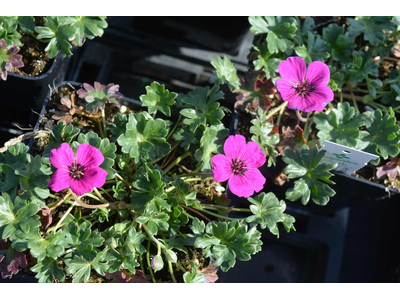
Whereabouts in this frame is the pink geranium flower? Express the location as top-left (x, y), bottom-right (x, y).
top-left (48, 143), bottom-right (108, 196)
top-left (275, 57), bottom-right (334, 112)
top-left (211, 135), bottom-right (266, 198)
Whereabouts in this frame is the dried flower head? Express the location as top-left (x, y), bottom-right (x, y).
top-left (0, 39), bottom-right (24, 81)
top-left (275, 57), bottom-right (333, 112)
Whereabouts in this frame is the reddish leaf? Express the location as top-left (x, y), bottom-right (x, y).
top-left (234, 71), bottom-right (274, 114)
top-left (199, 264), bottom-right (219, 283)
top-left (0, 240), bottom-right (27, 279)
top-left (38, 207), bottom-right (53, 230)
top-left (104, 269), bottom-right (150, 283)
top-left (376, 158), bottom-right (400, 180)
top-left (278, 125), bottom-right (307, 154)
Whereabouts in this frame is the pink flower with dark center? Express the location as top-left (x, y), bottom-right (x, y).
top-left (275, 57), bottom-right (334, 112)
top-left (211, 134), bottom-right (266, 198)
top-left (48, 143), bottom-right (108, 196)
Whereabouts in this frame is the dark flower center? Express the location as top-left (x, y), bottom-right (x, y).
top-left (69, 163), bottom-right (85, 180)
top-left (293, 82), bottom-right (315, 97)
top-left (231, 158), bottom-right (247, 175)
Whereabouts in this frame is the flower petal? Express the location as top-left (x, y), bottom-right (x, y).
top-left (49, 143), bottom-right (75, 169)
top-left (302, 85), bottom-right (334, 112)
top-left (48, 169), bottom-right (72, 192)
top-left (241, 141), bottom-right (266, 168)
top-left (224, 135), bottom-right (246, 160)
top-left (228, 168), bottom-right (266, 198)
top-left (76, 143), bottom-right (104, 169)
top-left (0, 39), bottom-right (6, 49)
top-left (376, 162), bottom-right (398, 180)
top-left (211, 154), bottom-right (232, 182)
top-left (69, 179), bottom-right (93, 196)
top-left (305, 61), bottom-right (330, 87)
top-left (69, 167), bottom-right (108, 196)
top-left (83, 83), bottom-right (95, 92)
top-left (278, 57), bottom-right (306, 84)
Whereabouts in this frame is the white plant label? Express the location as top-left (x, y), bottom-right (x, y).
top-left (320, 140), bottom-right (379, 175)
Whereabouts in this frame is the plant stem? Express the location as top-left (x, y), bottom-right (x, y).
top-left (163, 152), bottom-right (192, 173)
top-left (175, 261), bottom-right (187, 273)
top-left (340, 91), bottom-right (343, 103)
top-left (180, 204), bottom-right (212, 222)
top-left (197, 207), bottom-right (241, 221)
top-left (346, 84), bottom-right (359, 113)
top-left (50, 201), bottom-right (76, 233)
top-left (168, 261), bottom-right (177, 283)
top-left (115, 172), bottom-right (132, 188)
top-left (152, 142), bottom-right (180, 165)
top-left (177, 172), bottom-right (212, 178)
top-left (97, 120), bottom-right (105, 139)
top-left (146, 240), bottom-right (157, 283)
top-left (276, 102), bottom-right (286, 126)
top-left (101, 109), bottom-right (107, 136)
top-left (98, 187), bottom-right (114, 202)
top-left (93, 187), bottom-right (109, 204)
top-left (265, 102), bottom-right (288, 120)
top-left (166, 114), bottom-right (182, 140)
top-left (303, 113), bottom-right (312, 141)
top-left (184, 177), bottom-right (214, 183)
top-left (201, 204), bottom-right (251, 212)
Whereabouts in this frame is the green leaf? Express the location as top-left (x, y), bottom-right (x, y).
top-left (209, 56), bottom-right (240, 91)
top-left (72, 131), bottom-right (116, 180)
top-left (24, 230), bottom-right (65, 260)
top-left (173, 126), bottom-right (202, 152)
top-left (183, 261), bottom-right (206, 283)
top-left (90, 208), bottom-right (109, 223)
top-left (249, 16), bottom-right (297, 54)
top-left (366, 78), bottom-right (383, 98)
top-left (62, 221), bottom-right (105, 260)
top-left (190, 218), bottom-right (206, 235)
top-left (246, 192), bottom-right (295, 237)
top-left (35, 16), bottom-right (76, 58)
top-left (252, 42), bottom-right (281, 79)
top-left (283, 146), bottom-right (337, 206)
top-left (314, 102), bottom-right (366, 149)
top-left (65, 249), bottom-right (110, 283)
top-left (180, 86), bottom-right (227, 131)
top-left (347, 16), bottom-right (397, 46)
top-left (343, 51), bottom-right (379, 84)
top-left (361, 109), bottom-right (400, 162)
top-left (130, 164), bottom-right (168, 213)
top-left (285, 178), bottom-right (311, 205)
top-left (0, 191), bottom-right (40, 241)
top-left (194, 220), bottom-right (262, 272)
top-left (117, 112), bottom-right (170, 164)
top-left (106, 113), bottom-right (128, 143)
top-left (139, 81), bottom-right (178, 117)
top-left (194, 124), bottom-right (229, 172)
top-left (67, 16), bottom-right (108, 46)
top-left (31, 258), bottom-right (66, 283)
top-left (323, 24), bottom-right (356, 64)
top-left (112, 181), bottom-right (128, 200)
top-left (250, 107), bottom-right (279, 166)
top-left (295, 31), bottom-right (330, 64)
top-left (43, 122), bottom-right (80, 164)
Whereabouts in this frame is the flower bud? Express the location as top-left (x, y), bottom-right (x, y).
top-left (151, 255), bottom-right (164, 272)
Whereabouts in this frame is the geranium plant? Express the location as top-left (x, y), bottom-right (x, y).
top-left (0, 78), bottom-right (298, 283)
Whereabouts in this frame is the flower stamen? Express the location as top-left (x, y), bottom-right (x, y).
top-left (231, 158), bottom-right (247, 175)
top-left (293, 82), bottom-right (315, 97)
top-left (69, 163), bottom-right (85, 180)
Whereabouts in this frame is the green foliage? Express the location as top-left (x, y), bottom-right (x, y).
top-left (31, 258), bottom-right (65, 283)
top-left (194, 220), bottom-right (262, 272)
top-left (183, 261), bottom-right (206, 283)
top-left (0, 17), bottom-right (22, 46)
top-left (295, 32), bottom-right (330, 64)
top-left (0, 191), bottom-right (40, 241)
top-left (252, 41), bottom-right (281, 79)
top-left (283, 146), bottom-right (337, 206)
top-left (23, 230), bottom-right (65, 261)
top-left (180, 86), bottom-right (227, 131)
top-left (117, 112), bottom-right (170, 164)
top-left (347, 16), bottom-right (396, 46)
top-left (43, 121), bottom-right (80, 164)
top-left (246, 192), bottom-right (295, 237)
top-left (130, 164), bottom-right (169, 213)
top-left (72, 131), bottom-right (117, 180)
top-left (314, 102), bottom-right (366, 149)
top-left (209, 56), bottom-right (240, 91)
top-left (90, 208), bottom-right (109, 223)
top-left (140, 81), bottom-right (178, 117)
top-left (194, 124), bottom-right (229, 172)
top-left (64, 16), bottom-right (108, 46)
top-left (106, 113), bottom-right (128, 142)
top-left (65, 249), bottom-right (111, 283)
top-left (323, 24), bottom-right (356, 64)
top-left (250, 107), bottom-right (280, 166)
top-left (249, 16), bottom-right (297, 54)
top-left (361, 109), bottom-right (400, 162)
top-left (171, 177), bottom-right (200, 207)
top-left (343, 51), bottom-right (379, 83)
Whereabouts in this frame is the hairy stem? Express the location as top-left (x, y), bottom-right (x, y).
top-left (166, 114), bottom-right (182, 140)
top-left (163, 152), bottom-right (192, 173)
top-left (265, 102), bottom-right (288, 120)
top-left (146, 240), bottom-right (157, 283)
top-left (168, 261), bottom-right (177, 283)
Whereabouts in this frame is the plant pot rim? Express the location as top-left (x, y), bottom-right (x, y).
top-left (7, 52), bottom-right (62, 81)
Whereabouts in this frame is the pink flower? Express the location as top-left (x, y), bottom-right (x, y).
top-left (0, 39), bottom-right (24, 81)
top-left (376, 158), bottom-right (400, 181)
top-left (48, 143), bottom-right (108, 196)
top-left (275, 57), bottom-right (334, 112)
top-left (211, 135), bottom-right (266, 198)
